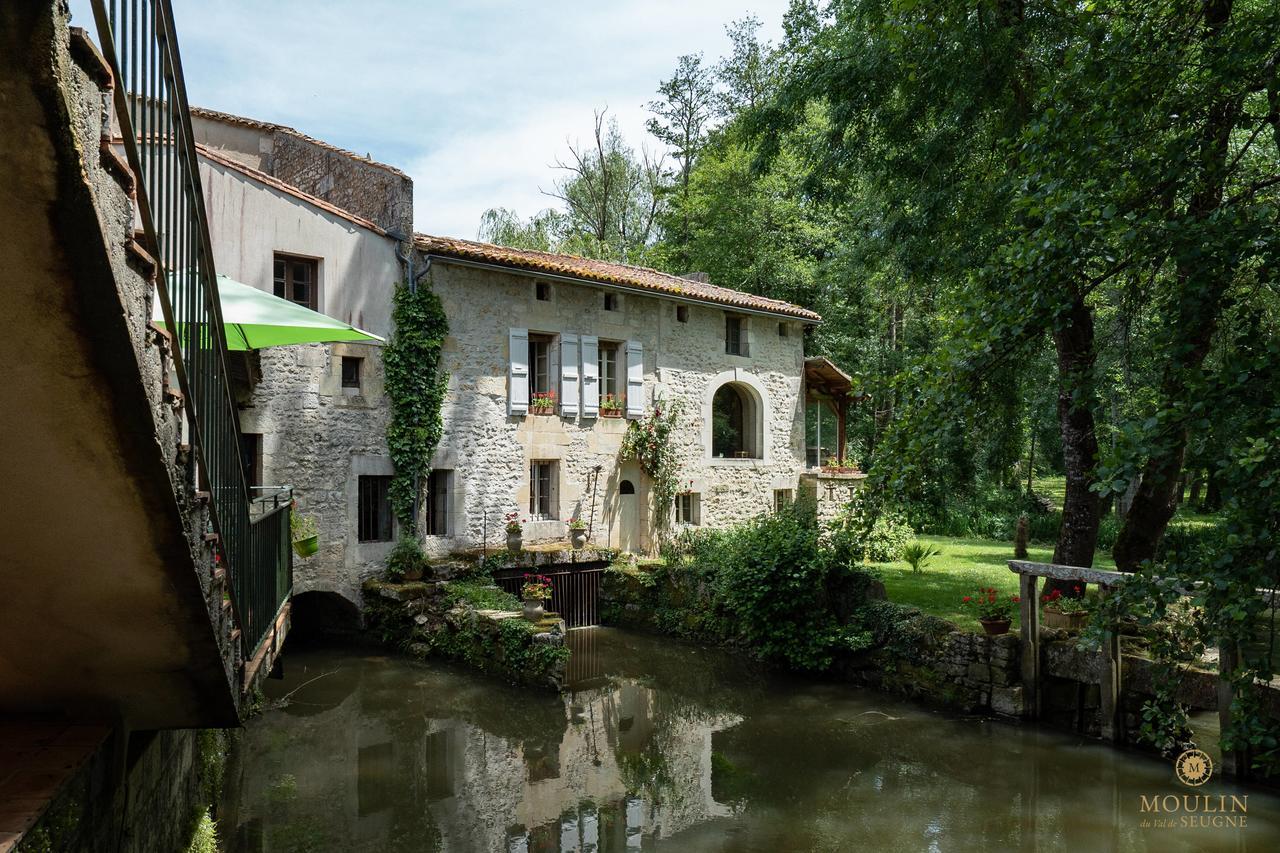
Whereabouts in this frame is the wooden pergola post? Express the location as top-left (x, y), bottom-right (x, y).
top-left (835, 392), bottom-right (848, 462)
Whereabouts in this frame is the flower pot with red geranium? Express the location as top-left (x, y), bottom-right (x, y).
top-left (504, 512), bottom-right (526, 553)
top-left (521, 573), bottom-right (552, 620)
top-left (962, 586), bottom-right (1020, 635)
top-left (1041, 586), bottom-right (1089, 632)
top-left (530, 390), bottom-right (557, 416)
top-left (600, 393), bottom-right (625, 418)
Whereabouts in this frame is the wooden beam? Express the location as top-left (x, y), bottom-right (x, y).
top-left (1009, 560), bottom-right (1128, 588)
top-left (1099, 588), bottom-right (1123, 742)
top-left (1019, 572), bottom-right (1040, 719)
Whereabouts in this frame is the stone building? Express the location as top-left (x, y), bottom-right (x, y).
top-left (190, 108), bottom-right (855, 609)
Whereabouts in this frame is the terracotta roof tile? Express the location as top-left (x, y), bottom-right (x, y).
top-left (189, 106), bottom-right (410, 180)
top-left (413, 234), bottom-right (822, 322)
top-left (196, 144), bottom-right (388, 236)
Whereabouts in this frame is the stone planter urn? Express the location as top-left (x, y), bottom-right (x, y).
top-left (570, 528), bottom-right (587, 550)
top-left (979, 617), bottom-right (1012, 636)
top-left (522, 598), bottom-right (545, 621)
top-left (506, 530), bottom-right (522, 553)
top-left (1043, 610), bottom-right (1088, 632)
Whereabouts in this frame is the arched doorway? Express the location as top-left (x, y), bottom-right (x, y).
top-left (618, 478), bottom-right (640, 553)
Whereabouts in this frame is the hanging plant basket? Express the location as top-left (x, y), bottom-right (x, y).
top-left (292, 535), bottom-right (319, 558)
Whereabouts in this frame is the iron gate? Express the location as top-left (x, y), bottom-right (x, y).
top-left (496, 564), bottom-right (604, 628)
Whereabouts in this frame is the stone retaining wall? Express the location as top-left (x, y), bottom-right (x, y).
top-left (362, 579), bottom-right (568, 690)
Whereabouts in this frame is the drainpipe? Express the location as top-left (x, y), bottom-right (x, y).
top-left (586, 465), bottom-right (602, 544)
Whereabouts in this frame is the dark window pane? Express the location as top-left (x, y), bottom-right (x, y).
top-left (712, 385), bottom-right (746, 457)
top-left (358, 475), bottom-right (392, 542)
top-left (342, 356), bottom-right (361, 388)
top-left (292, 261), bottom-right (312, 283)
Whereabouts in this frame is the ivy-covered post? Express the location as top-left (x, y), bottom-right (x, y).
top-left (383, 278), bottom-right (448, 533)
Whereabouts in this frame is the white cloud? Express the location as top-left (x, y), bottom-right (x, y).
top-left (71, 0), bottom-right (791, 238)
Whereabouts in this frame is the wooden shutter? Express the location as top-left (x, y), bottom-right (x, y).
top-left (508, 328), bottom-right (529, 416)
top-left (625, 340), bottom-right (644, 418)
top-left (560, 333), bottom-right (580, 416)
top-left (581, 335), bottom-right (599, 418)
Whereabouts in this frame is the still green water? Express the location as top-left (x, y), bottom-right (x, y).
top-left (220, 628), bottom-right (1278, 852)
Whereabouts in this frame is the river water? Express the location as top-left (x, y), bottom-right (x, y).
top-left (219, 628), bottom-right (1278, 852)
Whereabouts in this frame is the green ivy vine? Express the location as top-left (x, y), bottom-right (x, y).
top-left (620, 400), bottom-right (683, 539)
top-left (383, 278), bottom-right (448, 530)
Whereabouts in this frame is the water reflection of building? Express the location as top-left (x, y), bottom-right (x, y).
top-left (225, 652), bottom-right (741, 852)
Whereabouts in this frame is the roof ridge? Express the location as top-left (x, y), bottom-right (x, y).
top-left (189, 105), bottom-right (409, 180)
top-left (413, 233), bottom-right (821, 322)
top-left (196, 143), bottom-right (388, 236)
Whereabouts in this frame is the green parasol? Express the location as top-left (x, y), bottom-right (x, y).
top-left (152, 274), bottom-right (383, 351)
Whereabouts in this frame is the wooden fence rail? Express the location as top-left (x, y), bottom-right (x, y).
top-left (1008, 560), bottom-right (1271, 780)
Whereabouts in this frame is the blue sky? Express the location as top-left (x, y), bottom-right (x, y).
top-left (73, 1), bottom-right (788, 238)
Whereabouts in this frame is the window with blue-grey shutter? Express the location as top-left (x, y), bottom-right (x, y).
top-left (560, 333), bottom-right (580, 416)
top-left (508, 328), bottom-right (529, 416)
top-left (625, 340), bottom-right (644, 418)
top-left (581, 335), bottom-right (600, 418)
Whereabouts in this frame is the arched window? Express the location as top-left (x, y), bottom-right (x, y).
top-left (712, 383), bottom-right (761, 458)
top-left (619, 479), bottom-right (636, 495)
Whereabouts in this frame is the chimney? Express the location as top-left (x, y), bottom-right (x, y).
top-left (680, 272), bottom-right (710, 283)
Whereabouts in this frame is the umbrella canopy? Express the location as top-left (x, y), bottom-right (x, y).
top-left (153, 274), bottom-right (384, 351)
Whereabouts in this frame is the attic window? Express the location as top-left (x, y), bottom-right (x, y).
top-left (536, 282), bottom-right (551, 301)
top-left (604, 293), bottom-right (619, 311)
top-left (676, 305), bottom-right (689, 323)
top-left (778, 322), bottom-right (789, 338)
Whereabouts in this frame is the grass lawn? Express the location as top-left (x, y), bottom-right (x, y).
top-left (871, 534), bottom-right (1115, 632)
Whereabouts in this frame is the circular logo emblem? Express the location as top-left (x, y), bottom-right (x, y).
top-left (1175, 749), bottom-right (1213, 786)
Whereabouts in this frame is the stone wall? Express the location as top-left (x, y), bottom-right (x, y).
top-left (240, 342), bottom-right (390, 606)
top-left (362, 578), bottom-right (569, 690)
top-left (16, 728), bottom-right (227, 853)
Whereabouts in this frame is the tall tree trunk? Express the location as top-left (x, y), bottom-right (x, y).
top-left (1051, 294), bottom-right (1102, 577)
top-left (1112, 0), bottom-right (1236, 571)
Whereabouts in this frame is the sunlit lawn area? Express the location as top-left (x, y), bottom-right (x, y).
top-left (871, 534), bottom-right (1116, 632)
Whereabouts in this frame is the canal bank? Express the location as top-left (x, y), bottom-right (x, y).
top-left (216, 628), bottom-right (1280, 851)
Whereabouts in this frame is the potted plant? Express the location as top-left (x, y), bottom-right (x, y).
top-left (290, 510), bottom-right (319, 558)
top-left (530, 389), bottom-right (557, 415)
top-left (600, 393), bottom-right (625, 418)
top-left (962, 586), bottom-right (1021, 635)
top-left (387, 535), bottom-right (425, 582)
top-left (521, 573), bottom-right (552, 621)
top-left (1041, 586), bottom-right (1089, 632)
top-left (567, 517), bottom-right (588, 549)
top-left (505, 512), bottom-right (525, 553)
top-left (822, 455), bottom-right (861, 474)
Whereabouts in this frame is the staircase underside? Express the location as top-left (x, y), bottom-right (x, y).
top-left (0, 3), bottom-right (237, 729)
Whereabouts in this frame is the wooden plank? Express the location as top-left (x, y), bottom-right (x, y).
top-left (1009, 560), bottom-right (1128, 588)
top-left (1019, 572), bottom-right (1040, 720)
top-left (1099, 588), bottom-right (1122, 742)
top-left (1218, 641), bottom-right (1243, 779)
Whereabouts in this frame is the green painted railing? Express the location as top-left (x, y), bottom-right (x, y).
top-left (88, 0), bottom-right (291, 660)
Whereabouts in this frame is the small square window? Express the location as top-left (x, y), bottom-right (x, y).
top-left (774, 489), bottom-right (794, 513)
top-left (535, 282), bottom-right (551, 301)
top-left (676, 492), bottom-right (701, 526)
top-left (358, 475), bottom-right (393, 542)
top-left (604, 293), bottom-right (618, 311)
top-left (676, 305), bottom-right (689, 323)
top-left (341, 356), bottom-right (362, 389)
top-left (273, 252), bottom-right (318, 310)
top-left (778, 322), bottom-right (789, 338)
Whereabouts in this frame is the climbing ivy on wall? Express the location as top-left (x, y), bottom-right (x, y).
top-left (620, 400), bottom-right (683, 539)
top-left (383, 278), bottom-right (448, 530)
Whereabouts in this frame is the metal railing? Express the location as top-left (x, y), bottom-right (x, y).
top-left (88, 0), bottom-right (291, 658)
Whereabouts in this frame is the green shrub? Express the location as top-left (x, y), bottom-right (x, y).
top-left (386, 535), bottom-right (425, 581)
top-left (828, 491), bottom-right (912, 563)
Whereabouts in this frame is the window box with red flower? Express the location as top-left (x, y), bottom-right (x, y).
top-left (599, 393), bottom-right (625, 418)
top-left (530, 390), bottom-right (557, 416)
top-left (1041, 586), bottom-right (1089, 632)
